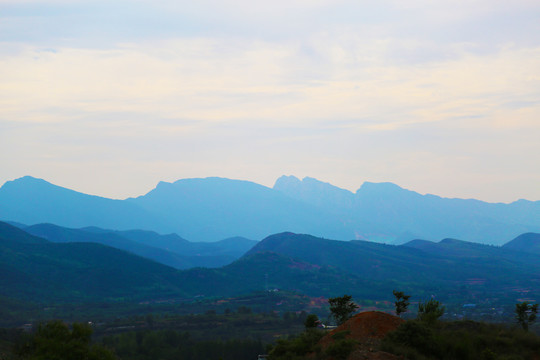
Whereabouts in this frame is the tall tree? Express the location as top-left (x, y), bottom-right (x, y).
top-left (328, 295), bottom-right (358, 325)
top-left (515, 301), bottom-right (538, 331)
top-left (393, 290), bottom-right (411, 317)
top-left (304, 314), bottom-right (320, 329)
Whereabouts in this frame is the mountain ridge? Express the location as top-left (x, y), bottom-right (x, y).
top-left (1, 175), bottom-right (539, 244)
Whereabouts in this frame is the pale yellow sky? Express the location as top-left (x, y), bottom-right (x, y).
top-left (1, 0), bottom-right (539, 202)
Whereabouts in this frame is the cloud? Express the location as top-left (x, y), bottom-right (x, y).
top-left (2, 38), bottom-right (538, 126)
top-left (1, 0), bottom-right (539, 202)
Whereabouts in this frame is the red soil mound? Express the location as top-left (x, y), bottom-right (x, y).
top-left (318, 311), bottom-right (404, 360)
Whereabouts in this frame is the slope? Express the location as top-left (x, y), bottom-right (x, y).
top-left (0, 176), bottom-right (169, 233)
top-left (0, 221), bottom-right (185, 302)
top-left (176, 251), bottom-right (393, 300)
top-left (502, 232), bottom-right (540, 256)
top-left (245, 232), bottom-right (540, 298)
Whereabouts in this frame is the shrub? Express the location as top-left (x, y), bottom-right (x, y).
top-left (382, 320), bottom-right (438, 357)
top-left (418, 299), bottom-right (445, 324)
top-left (324, 338), bottom-right (357, 360)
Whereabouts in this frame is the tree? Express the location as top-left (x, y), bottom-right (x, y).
top-left (393, 290), bottom-right (411, 317)
top-left (328, 295), bottom-right (358, 325)
top-left (515, 301), bottom-right (538, 331)
top-left (304, 314), bottom-right (320, 329)
top-left (417, 299), bottom-right (445, 324)
top-left (16, 320), bottom-right (116, 360)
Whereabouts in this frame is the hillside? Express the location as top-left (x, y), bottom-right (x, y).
top-left (270, 311), bottom-right (540, 360)
top-left (502, 232), bottom-right (540, 255)
top-left (244, 232), bottom-right (540, 301)
top-left (318, 311), bottom-right (404, 360)
top-left (0, 221), bottom-right (185, 302)
top-left (178, 251), bottom-right (392, 299)
top-left (2, 220), bottom-right (540, 313)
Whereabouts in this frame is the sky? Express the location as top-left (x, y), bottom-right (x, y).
top-left (1, 0), bottom-right (539, 203)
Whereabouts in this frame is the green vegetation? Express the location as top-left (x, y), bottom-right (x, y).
top-left (13, 320), bottom-right (116, 360)
top-left (0, 222), bottom-right (186, 303)
top-left (304, 314), bottom-right (319, 329)
top-left (2, 291), bottom-right (540, 359)
top-left (268, 328), bottom-right (325, 360)
top-left (381, 319), bottom-right (540, 360)
top-left (323, 337), bottom-right (357, 360)
top-left (0, 307), bottom-right (313, 360)
top-left (393, 290), bottom-right (411, 317)
top-left (417, 299), bottom-right (445, 324)
top-left (515, 301), bottom-right (538, 331)
top-left (3, 220), bottom-right (540, 359)
top-left (328, 295), bottom-right (358, 325)
top-left (267, 328), bottom-right (358, 360)
top-left (3, 221), bottom-right (540, 320)
top-left (102, 330), bottom-right (264, 360)
top-left (268, 296), bottom-right (360, 360)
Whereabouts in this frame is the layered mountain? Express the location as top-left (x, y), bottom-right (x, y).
top-left (19, 223), bottom-right (255, 269)
top-left (0, 221), bottom-right (378, 305)
top-left (1, 175), bottom-right (539, 244)
top-left (0, 221), bottom-right (185, 302)
top-left (2, 221), bottom-right (540, 309)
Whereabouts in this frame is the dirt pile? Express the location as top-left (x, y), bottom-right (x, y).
top-left (318, 311), bottom-right (404, 360)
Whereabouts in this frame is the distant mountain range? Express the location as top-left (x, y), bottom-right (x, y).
top-left (1, 175), bottom-right (539, 244)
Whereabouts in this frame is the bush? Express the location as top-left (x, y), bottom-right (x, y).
top-left (15, 320), bottom-right (116, 360)
top-left (331, 330), bottom-right (350, 340)
top-left (268, 329), bottom-right (324, 360)
top-left (382, 320), bottom-right (439, 357)
top-left (304, 314), bottom-right (319, 329)
top-left (382, 319), bottom-right (540, 360)
top-left (324, 339), bottom-right (357, 360)
top-left (417, 299), bottom-right (445, 324)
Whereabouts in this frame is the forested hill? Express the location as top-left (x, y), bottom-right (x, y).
top-left (502, 232), bottom-right (540, 255)
top-left (238, 232), bottom-right (540, 300)
top-left (2, 220), bottom-right (540, 309)
top-left (0, 221), bottom-right (186, 302)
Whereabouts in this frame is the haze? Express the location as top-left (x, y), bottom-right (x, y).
top-left (1, 0), bottom-right (539, 202)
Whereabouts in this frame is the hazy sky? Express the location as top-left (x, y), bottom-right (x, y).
top-left (1, 0), bottom-right (539, 202)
